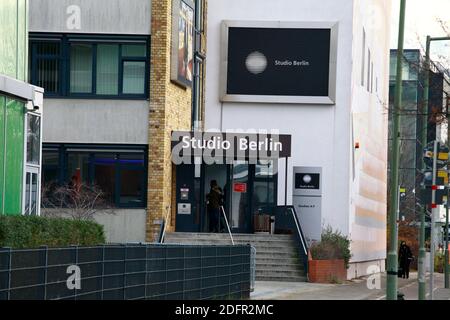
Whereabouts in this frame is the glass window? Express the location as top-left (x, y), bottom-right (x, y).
top-left (123, 61), bottom-right (146, 94)
top-left (67, 153), bottom-right (90, 185)
top-left (94, 154), bottom-right (116, 205)
top-left (70, 44), bottom-right (93, 93)
top-left (97, 44), bottom-right (119, 95)
top-left (31, 36), bottom-right (149, 98)
top-left (42, 150), bottom-right (59, 185)
top-left (25, 172), bottom-right (31, 215)
top-left (41, 145), bottom-right (147, 208)
top-left (119, 168), bottom-right (144, 205)
top-left (31, 173), bottom-right (38, 215)
top-left (122, 44), bottom-right (147, 57)
top-left (34, 42), bottom-right (61, 94)
top-left (26, 114), bottom-right (41, 165)
top-left (37, 59), bottom-right (59, 94)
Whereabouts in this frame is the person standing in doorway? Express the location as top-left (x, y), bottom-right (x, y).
top-left (398, 241), bottom-right (413, 279)
top-left (206, 180), bottom-right (223, 233)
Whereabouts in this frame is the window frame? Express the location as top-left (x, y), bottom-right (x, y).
top-left (42, 143), bottom-right (148, 209)
top-left (30, 33), bottom-right (150, 100)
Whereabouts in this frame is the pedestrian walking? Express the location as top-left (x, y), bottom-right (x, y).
top-left (398, 241), bottom-right (413, 279)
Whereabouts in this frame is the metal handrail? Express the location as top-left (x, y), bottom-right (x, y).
top-left (288, 206), bottom-right (308, 256)
top-left (159, 206), bottom-right (171, 243)
top-left (220, 206), bottom-right (234, 245)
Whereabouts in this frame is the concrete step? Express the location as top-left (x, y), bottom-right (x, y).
top-left (256, 275), bottom-right (308, 282)
top-left (165, 232), bottom-right (294, 241)
top-left (164, 232), bottom-right (307, 282)
top-left (255, 263), bottom-right (304, 272)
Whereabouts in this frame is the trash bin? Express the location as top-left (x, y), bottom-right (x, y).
top-left (270, 216), bottom-right (275, 234)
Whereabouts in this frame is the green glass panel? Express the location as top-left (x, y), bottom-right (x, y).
top-left (122, 44), bottom-right (146, 57)
top-left (70, 44), bottom-right (93, 93)
top-left (4, 98), bottom-right (24, 215)
top-left (97, 44), bottom-right (119, 95)
top-left (0, 95), bottom-right (5, 214)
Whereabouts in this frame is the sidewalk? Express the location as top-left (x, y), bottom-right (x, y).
top-left (250, 272), bottom-right (450, 300)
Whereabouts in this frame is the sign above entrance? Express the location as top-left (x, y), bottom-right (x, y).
top-left (171, 131), bottom-right (292, 164)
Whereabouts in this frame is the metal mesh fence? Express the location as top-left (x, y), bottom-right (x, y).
top-left (0, 244), bottom-right (251, 300)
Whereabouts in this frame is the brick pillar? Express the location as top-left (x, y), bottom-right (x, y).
top-left (146, 0), bottom-right (193, 242)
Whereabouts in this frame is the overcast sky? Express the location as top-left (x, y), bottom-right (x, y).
top-left (390, 0), bottom-right (450, 63)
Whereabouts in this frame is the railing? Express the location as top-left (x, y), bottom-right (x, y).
top-left (250, 246), bottom-right (256, 292)
top-left (158, 206), bottom-right (171, 243)
top-left (220, 205), bottom-right (234, 245)
top-left (287, 206), bottom-right (308, 257)
top-left (0, 244), bottom-right (251, 300)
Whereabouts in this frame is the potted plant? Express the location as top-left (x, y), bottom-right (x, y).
top-left (308, 226), bottom-right (351, 283)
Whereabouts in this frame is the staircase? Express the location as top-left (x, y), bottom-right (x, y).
top-left (164, 232), bottom-right (307, 282)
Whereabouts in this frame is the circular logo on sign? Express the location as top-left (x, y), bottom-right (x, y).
top-left (245, 51), bottom-right (268, 75)
top-left (303, 175), bottom-right (312, 184)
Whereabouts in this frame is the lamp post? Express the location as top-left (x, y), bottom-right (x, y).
top-left (387, 0), bottom-right (406, 300)
top-left (420, 35), bottom-right (450, 299)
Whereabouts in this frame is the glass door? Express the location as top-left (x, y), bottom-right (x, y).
top-left (230, 161), bottom-right (251, 233)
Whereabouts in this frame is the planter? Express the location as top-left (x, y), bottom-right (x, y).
top-left (308, 259), bottom-right (346, 283)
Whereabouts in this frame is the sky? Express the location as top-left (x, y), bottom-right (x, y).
top-left (390, 0), bottom-right (450, 65)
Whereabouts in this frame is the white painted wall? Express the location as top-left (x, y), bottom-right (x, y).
top-left (42, 99), bottom-right (149, 144)
top-left (29, 0), bottom-right (151, 35)
top-left (42, 208), bottom-right (147, 243)
top-left (205, 0), bottom-right (355, 237)
top-left (348, 0), bottom-right (391, 264)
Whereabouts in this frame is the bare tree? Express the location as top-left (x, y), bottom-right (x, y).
top-left (41, 182), bottom-right (113, 221)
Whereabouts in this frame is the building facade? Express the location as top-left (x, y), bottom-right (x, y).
top-left (29, 0), bottom-right (392, 279)
top-left (197, 0), bottom-right (391, 278)
top-left (29, 0), bottom-right (205, 242)
top-left (0, 0), bottom-right (43, 216)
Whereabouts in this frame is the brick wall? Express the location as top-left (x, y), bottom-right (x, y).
top-left (308, 259), bottom-right (347, 283)
top-left (146, 0), bottom-right (193, 242)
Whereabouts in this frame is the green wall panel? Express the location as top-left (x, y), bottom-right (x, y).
top-left (0, 96), bottom-right (5, 214)
top-left (0, 0), bottom-right (28, 81)
top-left (4, 97), bottom-right (24, 215)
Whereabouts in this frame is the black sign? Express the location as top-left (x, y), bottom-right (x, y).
top-left (226, 27), bottom-right (331, 97)
top-left (295, 173), bottom-right (320, 190)
top-left (171, 131), bottom-right (291, 164)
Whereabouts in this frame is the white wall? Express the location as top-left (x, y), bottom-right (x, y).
top-left (29, 0), bottom-right (151, 35)
top-left (43, 99), bottom-right (149, 144)
top-left (205, 0), bottom-right (355, 237)
top-left (348, 0), bottom-right (391, 263)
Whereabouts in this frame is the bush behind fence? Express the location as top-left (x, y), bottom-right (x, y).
top-left (0, 244), bottom-right (251, 300)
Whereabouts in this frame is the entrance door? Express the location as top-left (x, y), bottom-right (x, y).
top-left (202, 164), bottom-right (228, 232)
top-left (229, 161), bottom-right (252, 233)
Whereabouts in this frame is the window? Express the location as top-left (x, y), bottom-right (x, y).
top-left (361, 29), bottom-right (366, 87)
top-left (252, 160), bottom-right (277, 212)
top-left (41, 144), bottom-right (147, 208)
top-left (33, 41), bottom-right (61, 95)
top-left (30, 34), bottom-right (149, 98)
top-left (26, 114), bottom-right (41, 165)
top-left (70, 44), bottom-right (93, 93)
top-left (371, 62), bottom-right (374, 93)
top-left (367, 49), bottom-right (371, 92)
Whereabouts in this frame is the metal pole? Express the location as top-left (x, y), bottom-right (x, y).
top-left (446, 177), bottom-right (449, 288)
top-left (430, 140), bottom-right (438, 300)
top-left (418, 35), bottom-right (431, 301)
top-left (387, 0), bottom-right (406, 300)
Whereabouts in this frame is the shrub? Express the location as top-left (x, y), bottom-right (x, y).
top-left (310, 226), bottom-right (351, 268)
top-left (0, 215), bottom-right (106, 249)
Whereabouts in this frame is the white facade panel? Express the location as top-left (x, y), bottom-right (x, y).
top-left (43, 99), bottom-right (149, 144)
top-left (29, 0), bottom-right (151, 35)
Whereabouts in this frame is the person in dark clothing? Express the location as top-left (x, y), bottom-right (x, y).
top-left (206, 180), bottom-right (224, 233)
top-left (398, 241), bottom-right (413, 279)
